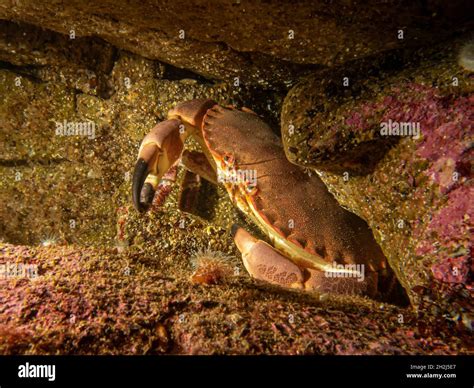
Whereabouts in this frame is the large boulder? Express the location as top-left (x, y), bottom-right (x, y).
top-left (281, 35), bottom-right (473, 326)
top-left (0, 0), bottom-right (472, 87)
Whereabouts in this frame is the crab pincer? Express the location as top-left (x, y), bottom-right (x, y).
top-left (132, 119), bottom-right (184, 212)
top-left (132, 99), bottom-right (216, 212)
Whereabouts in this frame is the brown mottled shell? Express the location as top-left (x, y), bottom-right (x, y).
top-left (201, 105), bottom-right (386, 272)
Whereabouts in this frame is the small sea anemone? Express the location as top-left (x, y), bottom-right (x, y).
top-left (190, 249), bottom-right (237, 285)
top-left (458, 39), bottom-right (474, 72)
top-left (40, 234), bottom-right (57, 247)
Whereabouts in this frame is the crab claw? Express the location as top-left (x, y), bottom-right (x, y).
top-left (231, 225), bottom-right (378, 296)
top-left (132, 118), bottom-right (185, 212)
top-left (133, 99), bottom-right (217, 212)
top-left (232, 225), bottom-right (306, 290)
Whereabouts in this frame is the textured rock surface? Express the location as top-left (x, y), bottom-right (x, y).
top-left (281, 36), bottom-right (473, 325)
top-left (0, 20), bottom-right (276, 246)
top-left (1, 243), bottom-right (472, 355)
top-left (0, 0), bottom-right (473, 87)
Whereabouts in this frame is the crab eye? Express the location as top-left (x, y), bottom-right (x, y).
top-left (245, 184), bottom-right (258, 196)
top-left (223, 154), bottom-right (235, 166)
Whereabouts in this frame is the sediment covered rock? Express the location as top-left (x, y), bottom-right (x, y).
top-left (0, 0), bottom-right (472, 87)
top-left (0, 20), bottom-right (274, 246)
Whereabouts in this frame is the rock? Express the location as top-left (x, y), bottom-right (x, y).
top-left (1, 243), bottom-right (472, 354)
top-left (0, 0), bottom-right (473, 87)
top-left (281, 35), bottom-right (473, 322)
top-left (0, 20), bottom-right (274, 246)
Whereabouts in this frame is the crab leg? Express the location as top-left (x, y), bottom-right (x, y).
top-left (181, 150), bottom-right (218, 184)
top-left (178, 169), bottom-right (201, 214)
top-left (152, 163), bottom-right (179, 208)
top-left (232, 225), bottom-right (377, 296)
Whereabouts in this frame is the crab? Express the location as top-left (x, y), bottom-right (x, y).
top-left (132, 99), bottom-right (403, 301)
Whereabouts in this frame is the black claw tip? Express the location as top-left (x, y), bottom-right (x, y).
top-left (132, 158), bottom-right (151, 212)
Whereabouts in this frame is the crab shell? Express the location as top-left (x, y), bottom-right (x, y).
top-left (199, 104), bottom-right (388, 275)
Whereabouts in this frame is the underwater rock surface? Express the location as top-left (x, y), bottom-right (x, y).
top-left (1, 243), bottom-right (472, 355)
top-left (0, 19), bottom-right (272, 247)
top-left (282, 36), bottom-right (473, 324)
top-left (0, 0), bottom-right (473, 87)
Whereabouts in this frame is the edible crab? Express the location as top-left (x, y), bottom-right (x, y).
top-left (132, 99), bottom-right (404, 301)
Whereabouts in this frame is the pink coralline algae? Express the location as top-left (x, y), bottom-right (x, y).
top-left (345, 83), bottom-right (446, 132)
top-left (431, 256), bottom-right (470, 284)
top-left (426, 186), bottom-right (473, 243)
top-left (416, 185), bottom-right (473, 285)
top-left (401, 87), bottom-right (473, 291)
top-left (345, 83), bottom-right (474, 170)
top-left (343, 82), bottom-right (473, 300)
top-left (416, 94), bottom-right (473, 194)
